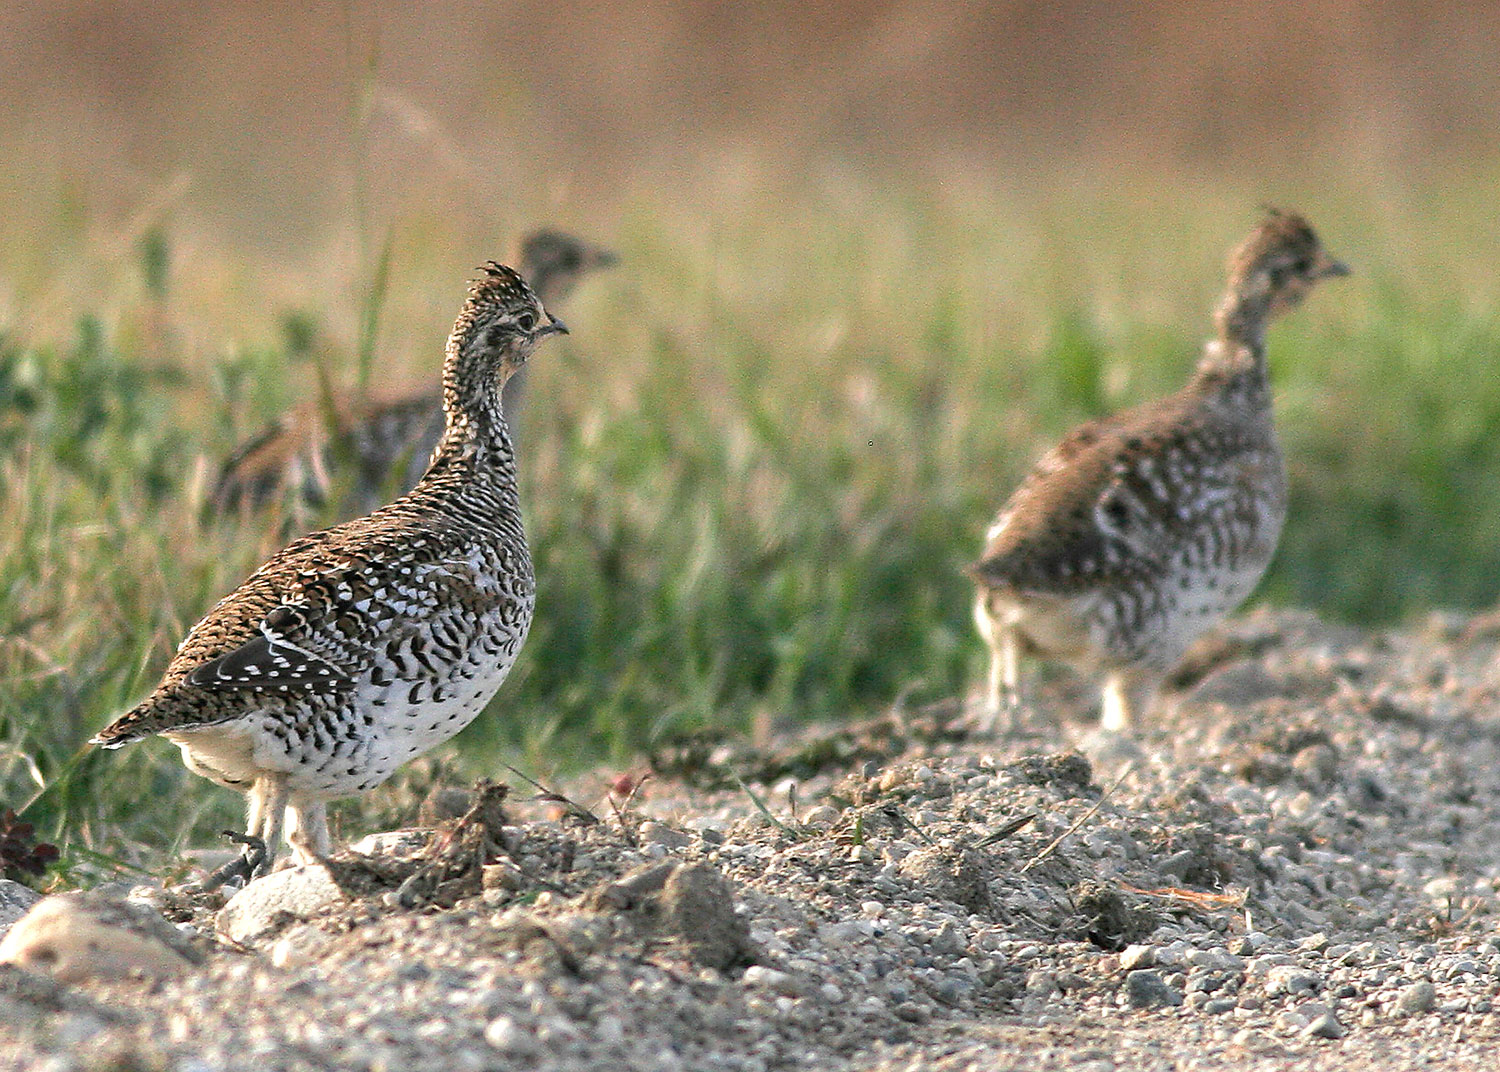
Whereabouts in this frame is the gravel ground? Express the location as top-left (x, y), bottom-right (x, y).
top-left (6, 606), bottom-right (1500, 1071)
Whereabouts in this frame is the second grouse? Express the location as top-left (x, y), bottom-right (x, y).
top-left (969, 210), bottom-right (1348, 732)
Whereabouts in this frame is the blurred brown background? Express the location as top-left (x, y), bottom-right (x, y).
top-left (2, 0), bottom-right (1495, 250)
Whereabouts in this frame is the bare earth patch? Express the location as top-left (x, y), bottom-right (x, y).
top-left (6, 607), bottom-right (1500, 1071)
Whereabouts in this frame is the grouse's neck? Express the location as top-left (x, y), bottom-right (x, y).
top-left (1195, 283), bottom-right (1274, 400)
top-left (422, 334), bottom-right (521, 502)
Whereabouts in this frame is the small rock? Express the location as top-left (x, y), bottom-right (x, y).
top-left (216, 864), bottom-right (349, 944)
top-left (1124, 969), bottom-right (1183, 1009)
top-left (742, 966), bottom-right (805, 997)
top-left (481, 862), bottom-right (527, 892)
top-left (896, 845), bottom-right (990, 914)
top-left (1298, 932), bottom-right (1331, 954)
top-left (893, 1001), bottom-right (928, 1023)
top-left (484, 1015), bottom-right (537, 1055)
top-left (661, 863), bottom-right (755, 970)
top-left (346, 829), bottom-right (431, 858)
top-left (1264, 966), bottom-right (1322, 996)
top-left (268, 936), bottom-right (306, 969)
top-left (0, 881), bottom-right (43, 937)
top-left (1056, 971), bottom-right (1090, 992)
top-left (802, 806), bottom-right (840, 829)
top-left (1119, 944), bottom-right (1157, 971)
top-left (588, 862), bottom-right (676, 910)
top-left (1394, 981), bottom-right (1437, 1016)
top-left (1024, 970), bottom-right (1060, 998)
top-left (1185, 948), bottom-right (1245, 973)
top-left (1290, 744), bottom-right (1339, 785)
top-left (639, 822), bottom-right (692, 850)
top-left (595, 861), bottom-right (755, 970)
top-left (1189, 662), bottom-right (1291, 707)
top-left (1157, 850), bottom-right (1206, 882)
top-left (1303, 1011), bottom-right (1345, 1039)
top-left (0, 892), bottom-right (203, 984)
top-left (1231, 931), bottom-right (1273, 956)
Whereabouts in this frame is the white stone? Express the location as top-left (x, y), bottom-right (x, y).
top-left (217, 863), bottom-right (350, 943)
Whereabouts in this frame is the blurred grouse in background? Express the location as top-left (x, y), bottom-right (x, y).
top-left (213, 230), bottom-right (614, 519)
top-left (969, 210), bottom-right (1348, 732)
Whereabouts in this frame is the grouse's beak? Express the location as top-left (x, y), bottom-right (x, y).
top-left (1319, 256), bottom-right (1351, 278)
top-left (537, 314), bottom-right (569, 337)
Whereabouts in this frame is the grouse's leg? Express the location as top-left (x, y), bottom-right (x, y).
top-left (1100, 667), bottom-right (1163, 733)
top-left (287, 800), bottom-right (331, 866)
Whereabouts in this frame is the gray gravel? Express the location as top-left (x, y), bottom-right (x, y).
top-left (7, 607), bottom-right (1500, 1070)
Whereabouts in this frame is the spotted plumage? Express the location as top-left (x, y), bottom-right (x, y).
top-left (969, 210), bottom-right (1348, 731)
top-left (93, 263), bottom-right (567, 872)
top-left (212, 230), bottom-right (615, 517)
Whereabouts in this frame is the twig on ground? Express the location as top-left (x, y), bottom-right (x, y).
top-left (981, 813), bottom-right (1038, 845)
top-left (1020, 761), bottom-right (1136, 874)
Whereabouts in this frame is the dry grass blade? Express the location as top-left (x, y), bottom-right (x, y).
top-left (733, 774), bottom-right (801, 838)
top-left (1117, 884), bottom-right (1248, 909)
top-left (1020, 761), bottom-right (1135, 874)
top-left (605, 772), bottom-right (650, 845)
top-left (502, 763), bottom-right (599, 825)
top-left (981, 812), bottom-right (1038, 845)
top-left (880, 803), bottom-right (935, 845)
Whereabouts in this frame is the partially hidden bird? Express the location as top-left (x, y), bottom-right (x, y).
top-left (212, 229), bottom-right (614, 518)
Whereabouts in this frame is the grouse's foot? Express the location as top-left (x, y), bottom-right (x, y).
top-left (198, 831), bottom-right (270, 891)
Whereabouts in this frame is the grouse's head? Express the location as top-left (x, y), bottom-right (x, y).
top-left (1225, 209), bottom-right (1349, 320)
top-left (518, 230), bottom-right (618, 307)
top-left (453, 262), bottom-right (568, 381)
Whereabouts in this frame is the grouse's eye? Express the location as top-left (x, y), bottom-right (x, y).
top-left (514, 311), bottom-right (537, 333)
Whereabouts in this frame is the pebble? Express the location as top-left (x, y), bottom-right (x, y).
top-left (1394, 981), bottom-right (1437, 1016)
top-left (640, 822), bottom-right (691, 850)
top-left (1124, 970), bottom-right (1183, 1009)
top-left (484, 1016), bottom-right (538, 1055)
top-left (742, 966), bottom-right (804, 997)
top-left (0, 891), bottom-right (202, 983)
top-left (802, 806), bottom-right (840, 829)
top-left (0, 880), bottom-right (43, 937)
top-left (1263, 966), bottom-right (1322, 996)
top-left (1303, 1011), bottom-right (1346, 1039)
top-left (217, 864), bottom-right (348, 943)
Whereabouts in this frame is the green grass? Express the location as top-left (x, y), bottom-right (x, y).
top-left (3, 165), bottom-right (1499, 876)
